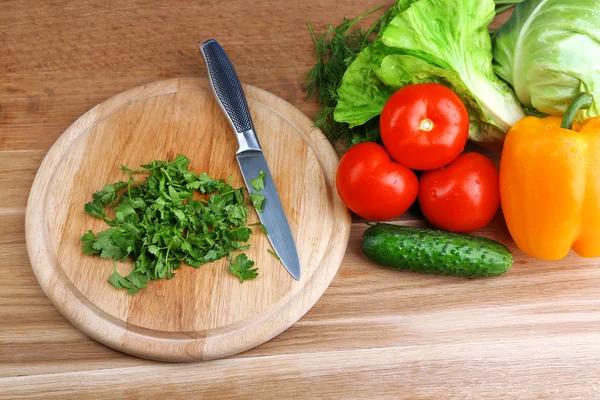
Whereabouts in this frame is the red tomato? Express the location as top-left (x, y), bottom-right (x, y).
top-left (380, 83), bottom-right (469, 171)
top-left (418, 152), bottom-right (500, 233)
top-left (336, 142), bottom-right (418, 221)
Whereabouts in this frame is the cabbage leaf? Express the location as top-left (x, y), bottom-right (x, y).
top-left (493, 0), bottom-right (600, 119)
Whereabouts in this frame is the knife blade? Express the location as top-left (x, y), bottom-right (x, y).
top-left (199, 39), bottom-right (301, 280)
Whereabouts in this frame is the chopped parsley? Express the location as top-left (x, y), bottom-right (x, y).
top-left (229, 253), bottom-right (259, 283)
top-left (81, 154), bottom-right (260, 294)
top-left (250, 170), bottom-right (266, 191)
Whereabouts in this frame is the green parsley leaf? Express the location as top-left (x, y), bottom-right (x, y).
top-left (115, 201), bottom-right (136, 223)
top-left (229, 253), bottom-right (258, 283)
top-left (172, 208), bottom-right (186, 222)
top-left (259, 223), bottom-right (268, 234)
top-left (251, 193), bottom-right (266, 213)
top-left (84, 199), bottom-right (107, 220)
top-left (80, 230), bottom-right (100, 255)
top-left (108, 261), bottom-right (133, 290)
top-left (167, 185), bottom-right (180, 202)
top-left (108, 269), bottom-right (131, 289)
top-left (226, 204), bottom-right (249, 226)
top-left (232, 226), bottom-right (252, 241)
top-left (267, 249), bottom-right (280, 260)
top-left (250, 170), bottom-right (266, 191)
top-left (147, 245), bottom-right (161, 256)
top-left (128, 197), bottom-right (146, 210)
top-left (234, 188), bottom-right (245, 204)
top-left (125, 272), bottom-right (150, 294)
top-left (248, 222), bottom-right (268, 234)
top-left (99, 240), bottom-right (127, 260)
top-left (111, 230), bottom-right (135, 254)
top-left (169, 154), bottom-right (190, 171)
top-left (185, 256), bottom-right (202, 268)
top-left (120, 221), bottom-right (140, 236)
top-left (92, 229), bottom-right (116, 251)
top-left (93, 182), bottom-right (128, 205)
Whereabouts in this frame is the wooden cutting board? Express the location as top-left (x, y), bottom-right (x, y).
top-left (25, 77), bottom-right (351, 362)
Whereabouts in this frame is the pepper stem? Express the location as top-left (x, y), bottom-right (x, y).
top-left (561, 93), bottom-right (594, 129)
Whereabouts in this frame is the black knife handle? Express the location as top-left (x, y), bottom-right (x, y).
top-left (200, 39), bottom-right (253, 134)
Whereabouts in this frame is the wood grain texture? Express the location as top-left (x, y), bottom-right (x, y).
top-left (2, 0), bottom-right (600, 398)
top-left (25, 77), bottom-right (350, 361)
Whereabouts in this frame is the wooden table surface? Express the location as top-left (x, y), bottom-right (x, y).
top-left (2, 1), bottom-right (600, 399)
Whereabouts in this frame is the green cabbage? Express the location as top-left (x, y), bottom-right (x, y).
top-left (334, 0), bottom-right (525, 147)
top-left (493, 0), bottom-right (600, 119)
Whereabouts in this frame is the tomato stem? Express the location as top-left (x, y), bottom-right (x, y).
top-left (420, 119), bottom-right (434, 132)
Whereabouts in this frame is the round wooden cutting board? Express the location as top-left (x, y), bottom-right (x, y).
top-left (25, 77), bottom-right (351, 362)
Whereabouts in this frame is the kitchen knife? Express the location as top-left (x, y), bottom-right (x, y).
top-left (200, 39), bottom-right (301, 280)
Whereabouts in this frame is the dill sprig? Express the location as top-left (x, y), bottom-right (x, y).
top-left (303, 7), bottom-right (386, 145)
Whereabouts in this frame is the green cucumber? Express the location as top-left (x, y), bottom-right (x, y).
top-left (362, 224), bottom-right (513, 278)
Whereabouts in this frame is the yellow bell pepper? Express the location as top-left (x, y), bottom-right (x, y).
top-left (500, 94), bottom-right (600, 260)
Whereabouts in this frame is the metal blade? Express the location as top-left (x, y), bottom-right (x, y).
top-left (236, 150), bottom-right (301, 280)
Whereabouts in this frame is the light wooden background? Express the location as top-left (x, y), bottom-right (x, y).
top-left (2, 1), bottom-right (600, 399)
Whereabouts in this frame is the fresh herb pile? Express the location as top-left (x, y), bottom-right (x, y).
top-left (303, 0), bottom-right (525, 146)
top-left (80, 154), bottom-right (263, 294)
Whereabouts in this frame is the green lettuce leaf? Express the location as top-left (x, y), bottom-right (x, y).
top-left (333, 46), bottom-right (396, 128)
top-left (334, 0), bottom-right (525, 147)
top-left (493, 0), bottom-right (600, 119)
top-left (381, 0), bottom-right (524, 134)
